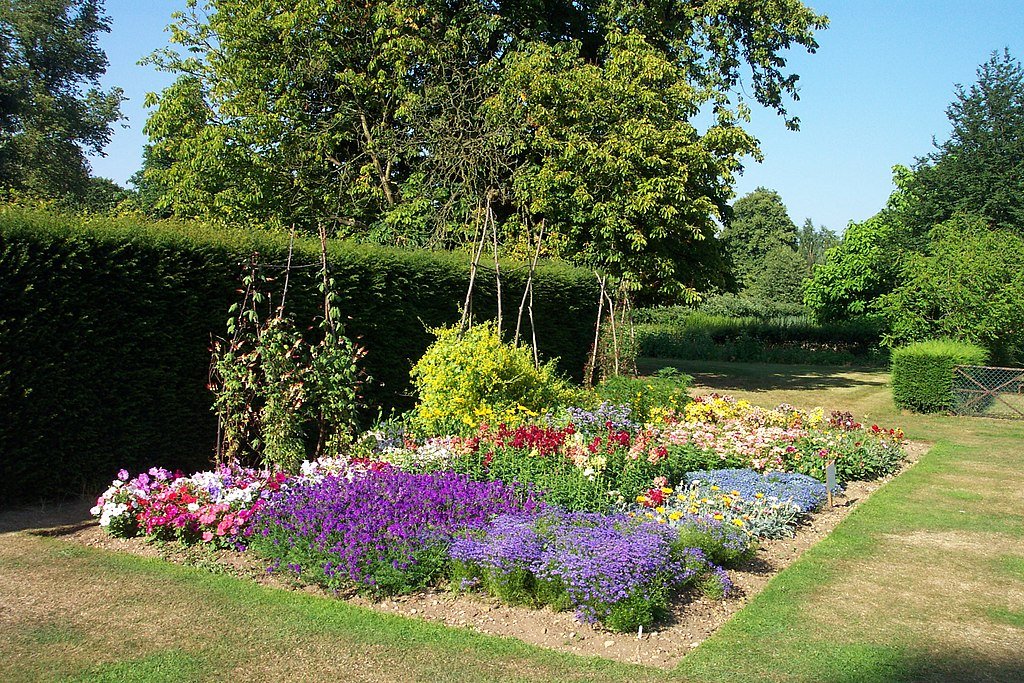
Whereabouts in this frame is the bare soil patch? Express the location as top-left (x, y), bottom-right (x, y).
top-left (1, 441), bottom-right (927, 669)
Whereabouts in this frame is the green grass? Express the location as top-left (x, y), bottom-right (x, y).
top-left (667, 359), bottom-right (1024, 682)
top-left (3, 359), bottom-right (1023, 681)
top-left (0, 533), bottom-right (663, 683)
top-left (60, 651), bottom-right (213, 683)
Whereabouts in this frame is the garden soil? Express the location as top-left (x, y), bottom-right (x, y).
top-left (1, 441), bottom-right (927, 670)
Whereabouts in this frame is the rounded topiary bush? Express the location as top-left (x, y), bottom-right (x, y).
top-left (891, 339), bottom-right (988, 413)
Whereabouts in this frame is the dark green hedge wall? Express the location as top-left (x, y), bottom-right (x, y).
top-left (0, 208), bottom-right (598, 503)
top-left (891, 339), bottom-right (989, 413)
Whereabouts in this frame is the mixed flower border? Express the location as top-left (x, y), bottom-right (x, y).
top-left (92, 394), bottom-right (907, 632)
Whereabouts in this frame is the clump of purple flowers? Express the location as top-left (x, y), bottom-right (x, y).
top-left (686, 468), bottom-right (833, 513)
top-left (249, 469), bottom-right (541, 596)
top-left (449, 509), bottom-right (728, 631)
top-left (565, 402), bottom-right (638, 435)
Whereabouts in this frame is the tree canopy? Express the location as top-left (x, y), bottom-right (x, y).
top-left (140, 0), bottom-right (827, 297)
top-left (803, 166), bottom-right (913, 323)
top-left (720, 186), bottom-right (799, 288)
top-left (805, 50), bottom-right (1024, 361)
top-left (0, 0), bottom-right (123, 199)
top-left (904, 49), bottom-right (1024, 235)
top-left (882, 214), bottom-right (1024, 363)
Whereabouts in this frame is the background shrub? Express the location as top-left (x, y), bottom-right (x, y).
top-left (633, 310), bottom-right (883, 365)
top-left (0, 207), bottom-right (597, 502)
top-left (891, 339), bottom-right (989, 413)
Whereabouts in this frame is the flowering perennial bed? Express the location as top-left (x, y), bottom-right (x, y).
top-left (249, 469), bottom-right (541, 595)
top-left (91, 464), bottom-right (286, 546)
top-left (91, 394), bottom-right (906, 632)
top-left (450, 510), bottom-right (730, 631)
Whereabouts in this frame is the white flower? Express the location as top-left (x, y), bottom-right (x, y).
top-left (99, 502), bottom-right (128, 527)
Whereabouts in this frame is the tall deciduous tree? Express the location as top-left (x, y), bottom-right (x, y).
top-left (803, 166), bottom-right (914, 323)
top-left (720, 187), bottom-right (799, 288)
top-left (0, 0), bottom-right (122, 199)
top-left (881, 214), bottom-right (1024, 363)
top-left (140, 0), bottom-right (826, 297)
top-left (797, 217), bottom-right (838, 271)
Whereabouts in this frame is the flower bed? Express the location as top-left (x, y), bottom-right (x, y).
top-left (248, 469), bottom-right (541, 596)
top-left (449, 509), bottom-right (730, 631)
top-left (90, 393), bottom-right (907, 632)
top-left (359, 395), bottom-right (904, 510)
top-left (91, 465), bottom-right (286, 546)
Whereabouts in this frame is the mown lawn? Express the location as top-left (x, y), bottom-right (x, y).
top-left (648, 359), bottom-right (1024, 682)
top-left (2, 361), bottom-right (1022, 682)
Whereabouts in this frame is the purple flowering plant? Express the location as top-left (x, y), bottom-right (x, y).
top-left (563, 402), bottom-right (638, 436)
top-left (449, 509), bottom-right (729, 631)
top-left (248, 468), bottom-right (542, 596)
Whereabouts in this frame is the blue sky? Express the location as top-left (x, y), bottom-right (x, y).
top-left (89, 0), bottom-right (1024, 232)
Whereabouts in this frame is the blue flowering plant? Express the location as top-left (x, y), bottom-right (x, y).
top-left (636, 468), bottom-right (830, 540)
top-left (449, 509), bottom-right (730, 631)
top-left (686, 469), bottom-right (835, 513)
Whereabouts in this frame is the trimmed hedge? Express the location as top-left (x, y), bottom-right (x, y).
top-left (891, 339), bottom-right (989, 413)
top-left (0, 208), bottom-right (598, 503)
top-left (634, 310), bottom-right (885, 365)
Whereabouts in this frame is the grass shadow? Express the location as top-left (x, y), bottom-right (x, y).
top-left (638, 358), bottom-right (889, 393)
top-left (0, 496), bottom-right (94, 534)
top-left (866, 648), bottom-right (1023, 683)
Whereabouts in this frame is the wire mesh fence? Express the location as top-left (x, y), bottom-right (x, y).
top-left (951, 365), bottom-right (1024, 419)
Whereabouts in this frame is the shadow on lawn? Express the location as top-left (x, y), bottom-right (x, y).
top-left (0, 496), bottom-right (93, 534)
top-left (637, 358), bottom-right (889, 393)
top-left (828, 648), bottom-right (1024, 683)
top-left (684, 369), bottom-right (888, 393)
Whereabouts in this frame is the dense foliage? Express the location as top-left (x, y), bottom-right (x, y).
top-left (634, 309), bottom-right (883, 365)
top-left (721, 187), bottom-right (798, 289)
top-left (0, 207), bottom-right (597, 502)
top-left (882, 215), bottom-right (1024, 364)
top-left (0, 0), bottom-right (123, 201)
top-left (891, 339), bottom-right (989, 413)
top-left (137, 0), bottom-right (826, 299)
top-left (717, 188), bottom-right (835, 308)
top-left (409, 322), bottom-right (578, 436)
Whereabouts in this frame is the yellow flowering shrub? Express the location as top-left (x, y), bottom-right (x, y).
top-left (683, 395), bottom-right (754, 423)
top-left (409, 322), bottom-right (579, 435)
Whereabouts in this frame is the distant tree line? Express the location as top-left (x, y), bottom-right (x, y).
top-left (804, 49), bottom-right (1024, 362)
